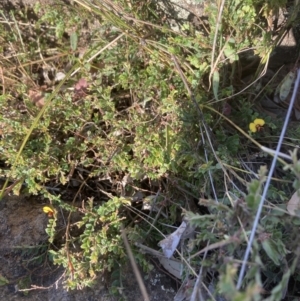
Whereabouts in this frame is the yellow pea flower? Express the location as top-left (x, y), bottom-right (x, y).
top-left (249, 118), bottom-right (265, 133)
top-left (43, 206), bottom-right (55, 218)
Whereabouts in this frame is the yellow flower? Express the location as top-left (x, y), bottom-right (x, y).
top-left (249, 118), bottom-right (265, 133)
top-left (43, 206), bottom-right (55, 218)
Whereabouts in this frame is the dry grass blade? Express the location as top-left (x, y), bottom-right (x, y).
top-left (121, 226), bottom-right (150, 301)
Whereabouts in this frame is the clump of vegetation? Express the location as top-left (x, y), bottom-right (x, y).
top-left (1, 0), bottom-right (300, 299)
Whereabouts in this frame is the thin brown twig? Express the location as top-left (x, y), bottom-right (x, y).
top-left (0, 67), bottom-right (4, 95)
top-left (18, 271), bottom-right (65, 292)
top-left (121, 225), bottom-right (150, 301)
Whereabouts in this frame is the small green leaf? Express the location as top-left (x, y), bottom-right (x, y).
top-left (0, 274), bottom-right (9, 286)
top-left (70, 31), bottom-right (78, 51)
top-left (246, 194), bottom-right (260, 209)
top-left (262, 240), bottom-right (281, 266)
top-left (212, 70), bottom-right (220, 100)
top-left (224, 40), bottom-right (238, 62)
top-left (248, 179), bottom-right (260, 194)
